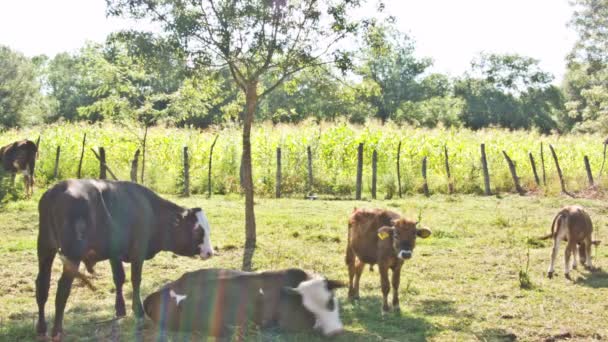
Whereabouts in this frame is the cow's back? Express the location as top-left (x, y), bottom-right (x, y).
top-left (564, 206), bottom-right (593, 242)
top-left (38, 180), bottom-right (165, 260)
top-left (348, 209), bottom-right (399, 263)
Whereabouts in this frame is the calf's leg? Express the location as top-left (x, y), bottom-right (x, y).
top-left (584, 240), bottom-right (593, 269)
top-left (564, 241), bottom-right (576, 280)
top-left (110, 259), bottom-right (126, 317)
top-left (52, 260), bottom-right (80, 341)
top-left (547, 237), bottom-right (560, 278)
top-left (391, 264), bottom-right (402, 310)
top-left (379, 265), bottom-right (390, 312)
top-left (352, 259), bottom-right (365, 300)
top-left (36, 247), bottom-right (56, 338)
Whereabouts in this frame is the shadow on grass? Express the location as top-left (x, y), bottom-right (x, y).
top-left (475, 328), bottom-right (517, 342)
top-left (341, 296), bottom-right (436, 342)
top-left (574, 268), bottom-right (608, 288)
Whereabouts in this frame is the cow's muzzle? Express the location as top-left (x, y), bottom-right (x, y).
top-left (398, 250), bottom-right (412, 260)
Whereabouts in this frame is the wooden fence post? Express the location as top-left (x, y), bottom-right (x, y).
top-left (77, 133), bottom-right (86, 178)
top-left (356, 143), bottom-right (363, 200)
top-left (99, 147), bottom-right (107, 180)
top-left (598, 139), bottom-right (608, 181)
top-left (53, 146), bottom-right (60, 179)
top-left (372, 150), bottom-right (377, 199)
top-left (90, 148), bottom-right (118, 181)
top-left (549, 144), bottom-right (574, 197)
top-left (140, 125), bottom-right (148, 184)
top-left (540, 142), bottom-right (546, 186)
top-left (276, 147), bottom-right (282, 199)
top-left (422, 156), bottom-right (429, 197)
top-left (396, 141), bottom-right (402, 198)
top-left (307, 146), bottom-right (313, 193)
top-left (130, 149), bottom-right (140, 183)
top-left (584, 155), bottom-right (594, 187)
top-left (183, 146), bottom-right (190, 196)
top-left (528, 152), bottom-right (540, 186)
top-left (502, 151), bottom-right (525, 195)
top-left (444, 145), bottom-right (454, 194)
top-left (481, 143), bottom-right (491, 196)
top-left (208, 135), bottom-right (219, 198)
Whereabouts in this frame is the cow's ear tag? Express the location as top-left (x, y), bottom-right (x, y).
top-left (378, 231), bottom-right (389, 240)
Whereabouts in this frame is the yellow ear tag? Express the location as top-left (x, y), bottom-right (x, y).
top-left (378, 231), bottom-right (389, 240)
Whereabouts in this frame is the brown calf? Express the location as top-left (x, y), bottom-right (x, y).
top-left (345, 208), bottom-right (431, 311)
top-left (543, 205), bottom-right (598, 279)
top-left (0, 139), bottom-right (37, 197)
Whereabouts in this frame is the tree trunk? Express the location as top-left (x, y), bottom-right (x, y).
top-left (242, 82), bottom-right (258, 252)
top-left (131, 149), bottom-right (140, 183)
top-left (422, 156), bottom-right (429, 197)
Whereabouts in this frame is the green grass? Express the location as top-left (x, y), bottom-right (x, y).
top-left (1, 193), bottom-right (607, 341)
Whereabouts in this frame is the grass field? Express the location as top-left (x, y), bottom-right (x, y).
top-left (1, 193), bottom-right (607, 341)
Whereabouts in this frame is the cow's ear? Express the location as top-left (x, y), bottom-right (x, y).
top-left (378, 226), bottom-right (394, 234)
top-left (326, 279), bottom-right (347, 291)
top-left (191, 207), bottom-right (202, 213)
top-left (180, 209), bottom-right (189, 220)
top-left (281, 286), bottom-right (301, 297)
top-left (416, 227), bottom-right (432, 238)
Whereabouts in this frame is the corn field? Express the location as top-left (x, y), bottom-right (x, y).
top-left (1, 120), bottom-right (606, 198)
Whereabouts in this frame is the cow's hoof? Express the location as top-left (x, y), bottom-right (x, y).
top-left (565, 273), bottom-right (572, 280)
top-left (547, 271), bottom-right (554, 279)
top-left (115, 305), bottom-right (126, 318)
top-left (382, 305), bottom-right (390, 313)
top-left (393, 305), bottom-right (401, 313)
top-left (572, 264), bottom-right (578, 270)
top-left (51, 333), bottom-right (62, 342)
top-left (348, 294), bottom-right (360, 301)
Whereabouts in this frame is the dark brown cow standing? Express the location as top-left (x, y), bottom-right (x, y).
top-left (0, 139), bottom-right (37, 197)
top-left (36, 179), bottom-right (214, 341)
top-left (346, 208), bottom-right (431, 311)
top-left (143, 268), bottom-right (346, 338)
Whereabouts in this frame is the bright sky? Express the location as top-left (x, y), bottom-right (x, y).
top-left (0, 0), bottom-right (576, 82)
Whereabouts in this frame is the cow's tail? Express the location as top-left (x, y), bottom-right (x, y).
top-left (58, 254), bottom-right (96, 291)
top-left (345, 220), bottom-right (354, 266)
top-left (539, 212), bottom-right (562, 240)
top-left (55, 201), bottom-right (97, 292)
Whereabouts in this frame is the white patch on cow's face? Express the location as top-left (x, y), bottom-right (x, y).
top-left (294, 278), bottom-right (343, 336)
top-left (195, 210), bottom-right (214, 259)
top-left (169, 289), bottom-right (187, 306)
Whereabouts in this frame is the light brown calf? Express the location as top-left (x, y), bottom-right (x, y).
top-left (543, 205), bottom-right (598, 279)
top-left (345, 208), bottom-right (431, 311)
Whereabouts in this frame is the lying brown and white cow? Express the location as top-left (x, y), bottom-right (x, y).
top-left (543, 205), bottom-right (598, 279)
top-left (346, 208), bottom-right (431, 312)
top-left (36, 179), bottom-right (214, 341)
top-left (0, 139), bottom-right (37, 197)
top-left (143, 268), bottom-right (345, 338)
